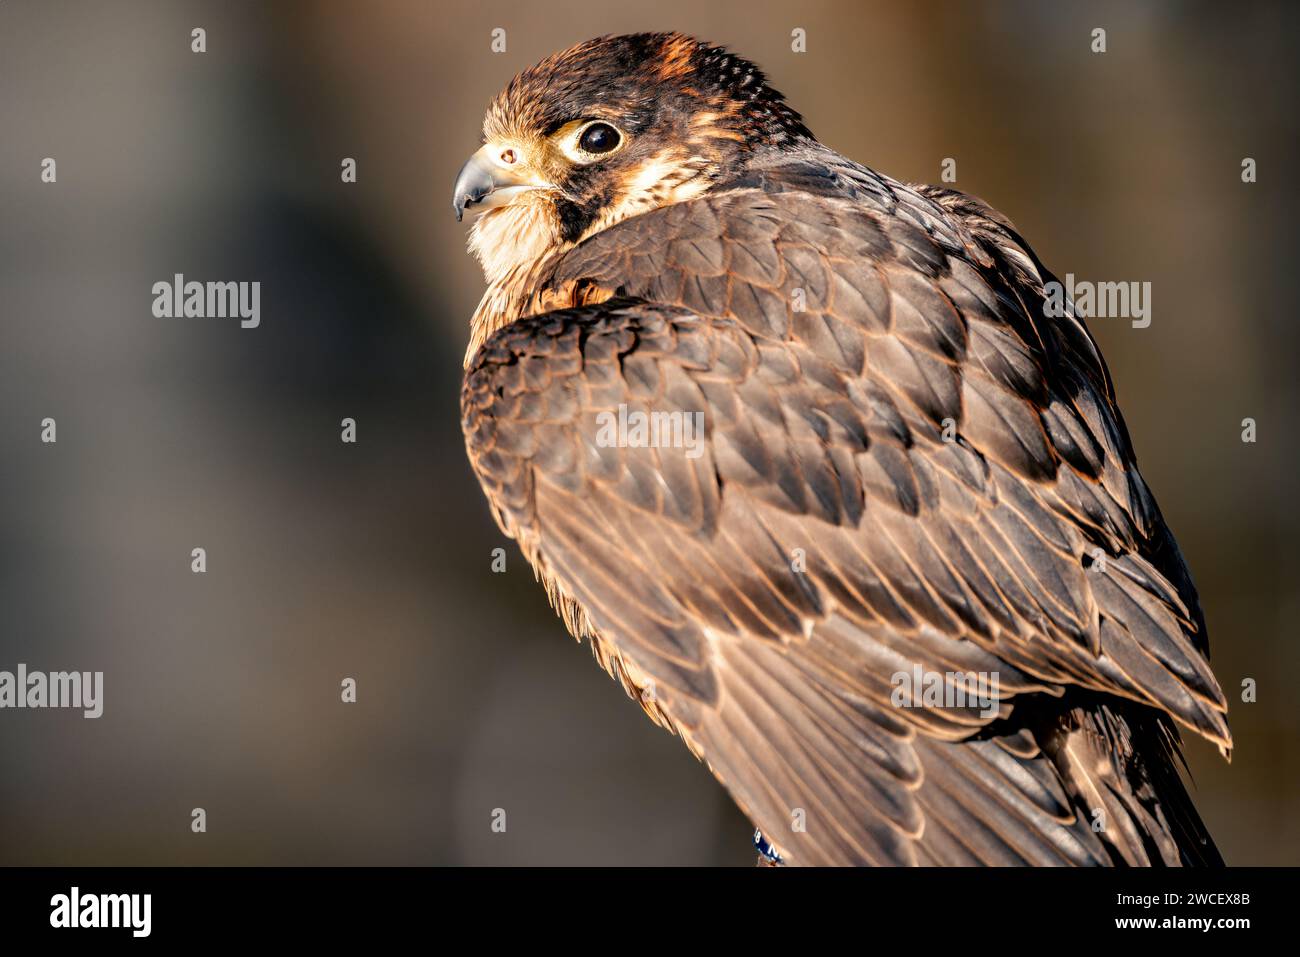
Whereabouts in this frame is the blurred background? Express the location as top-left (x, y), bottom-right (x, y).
top-left (1, 0), bottom-right (1296, 865)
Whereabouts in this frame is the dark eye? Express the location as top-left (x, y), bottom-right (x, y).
top-left (578, 122), bottom-right (621, 155)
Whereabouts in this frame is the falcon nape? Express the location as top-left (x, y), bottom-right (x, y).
top-left (452, 32), bottom-right (1229, 866)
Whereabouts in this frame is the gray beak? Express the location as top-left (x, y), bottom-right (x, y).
top-left (452, 144), bottom-right (550, 222)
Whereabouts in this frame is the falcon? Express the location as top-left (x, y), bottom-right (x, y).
top-left (453, 32), bottom-right (1231, 866)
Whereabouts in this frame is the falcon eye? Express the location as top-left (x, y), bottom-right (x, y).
top-left (578, 122), bottom-right (621, 155)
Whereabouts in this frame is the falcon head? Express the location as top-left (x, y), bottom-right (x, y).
top-left (453, 32), bottom-right (812, 285)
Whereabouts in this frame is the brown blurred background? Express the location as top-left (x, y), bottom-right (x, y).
top-left (1, 0), bottom-right (1296, 865)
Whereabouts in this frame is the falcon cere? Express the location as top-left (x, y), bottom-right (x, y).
top-left (595, 403), bottom-right (706, 459)
top-left (151, 274), bottom-right (261, 328)
top-left (0, 664), bottom-right (103, 718)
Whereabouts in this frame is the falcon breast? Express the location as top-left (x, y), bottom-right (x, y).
top-left (453, 32), bottom-right (1230, 866)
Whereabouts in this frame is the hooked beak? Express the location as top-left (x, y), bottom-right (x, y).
top-left (452, 144), bottom-right (552, 222)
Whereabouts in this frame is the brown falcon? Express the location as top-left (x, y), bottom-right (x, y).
top-left (453, 33), bottom-right (1230, 866)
